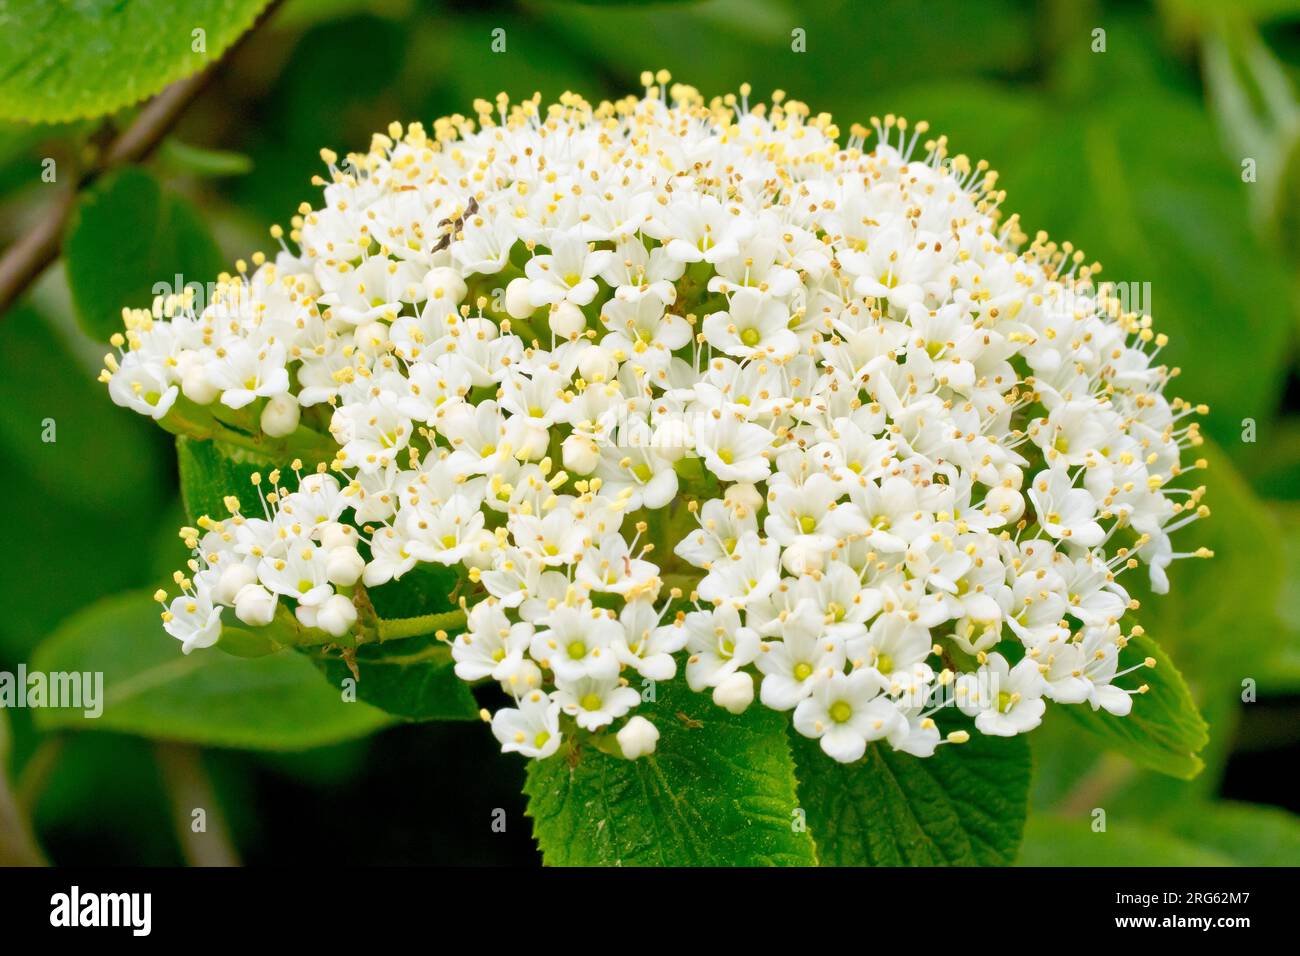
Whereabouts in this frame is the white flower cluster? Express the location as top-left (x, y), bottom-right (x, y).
top-left (104, 75), bottom-right (1210, 764)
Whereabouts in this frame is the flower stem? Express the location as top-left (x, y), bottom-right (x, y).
top-left (161, 398), bottom-right (337, 466)
top-left (376, 608), bottom-right (467, 642)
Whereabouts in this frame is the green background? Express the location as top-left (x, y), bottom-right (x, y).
top-left (1, 0), bottom-right (1298, 866)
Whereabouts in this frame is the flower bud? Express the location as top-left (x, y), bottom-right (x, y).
top-left (505, 277), bottom-right (535, 319)
top-left (325, 546), bottom-right (365, 586)
top-left (234, 583), bottom-right (277, 628)
top-left (577, 343), bottom-right (616, 382)
top-left (260, 394), bottom-right (300, 437)
top-left (213, 562), bottom-right (257, 605)
top-left (780, 540), bottom-right (825, 576)
top-left (295, 602), bottom-right (319, 630)
top-left (424, 266), bottom-right (467, 305)
top-left (315, 593), bottom-right (358, 637)
top-left (181, 365), bottom-right (218, 405)
top-left (313, 595), bottom-right (356, 639)
top-left (562, 433), bottom-right (600, 475)
top-left (496, 657), bottom-right (543, 694)
top-left (985, 485), bottom-right (1025, 523)
top-left (724, 482), bottom-right (764, 514)
top-left (617, 715), bottom-right (660, 760)
top-left (462, 529), bottom-right (499, 571)
top-left (548, 301), bottom-right (587, 338)
top-left (507, 417), bottom-right (550, 461)
top-left (653, 418), bottom-right (690, 462)
top-left (319, 521), bottom-right (358, 552)
top-left (354, 320), bottom-right (390, 353)
top-left (712, 671), bottom-right (754, 714)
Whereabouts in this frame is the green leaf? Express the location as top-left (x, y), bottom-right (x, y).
top-left (790, 727), bottom-right (1031, 866)
top-left (305, 635), bottom-right (479, 722)
top-left (524, 678), bottom-right (816, 866)
top-left (1262, 502), bottom-right (1300, 687)
top-left (175, 435), bottom-right (278, 523)
top-left (1062, 633), bottom-right (1209, 780)
top-left (0, 0), bottom-right (275, 123)
top-left (30, 590), bottom-right (391, 750)
top-left (1166, 801), bottom-right (1300, 866)
top-left (366, 563), bottom-right (463, 620)
top-left (540, 0), bottom-right (1035, 127)
top-left (63, 167), bottom-right (224, 342)
top-left (1017, 814), bottom-right (1237, 866)
top-left (0, 304), bottom-right (168, 511)
top-left (159, 138), bottom-right (254, 177)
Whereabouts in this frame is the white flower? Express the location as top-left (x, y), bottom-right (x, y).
top-left (206, 340), bottom-right (290, 409)
top-left (553, 674), bottom-right (641, 730)
top-left (755, 602), bottom-right (845, 710)
top-left (108, 354), bottom-right (178, 420)
top-left (674, 498), bottom-right (758, 569)
top-left (847, 612), bottom-right (934, 690)
top-left (258, 544), bottom-right (333, 607)
top-left (683, 604), bottom-right (761, 691)
top-left (599, 286), bottom-right (690, 371)
top-left (530, 604), bottom-right (623, 682)
top-left (612, 599), bottom-right (687, 681)
top-left (793, 670), bottom-right (903, 763)
top-left (1028, 467), bottom-right (1105, 547)
top-left (492, 689), bottom-right (562, 759)
top-left (696, 532), bottom-right (781, 607)
top-left (525, 233), bottom-right (613, 307)
top-left (453, 600), bottom-right (534, 682)
top-left (764, 473), bottom-right (866, 552)
top-left (957, 653), bottom-right (1047, 736)
top-left (163, 593), bottom-right (223, 654)
top-left (694, 413), bottom-right (773, 484)
top-left (702, 289), bottom-right (798, 360)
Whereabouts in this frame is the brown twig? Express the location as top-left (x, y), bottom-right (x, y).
top-left (0, 0), bottom-right (287, 318)
top-left (0, 763), bottom-right (46, 866)
top-left (154, 743), bottom-right (241, 867)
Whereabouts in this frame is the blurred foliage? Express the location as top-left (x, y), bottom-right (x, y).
top-left (31, 591), bottom-right (394, 748)
top-left (0, 0), bottom-right (276, 123)
top-left (64, 168), bottom-right (225, 342)
top-left (1, 0), bottom-right (1299, 865)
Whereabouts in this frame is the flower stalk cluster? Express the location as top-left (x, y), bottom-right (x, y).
top-left (106, 74), bottom-right (1208, 764)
